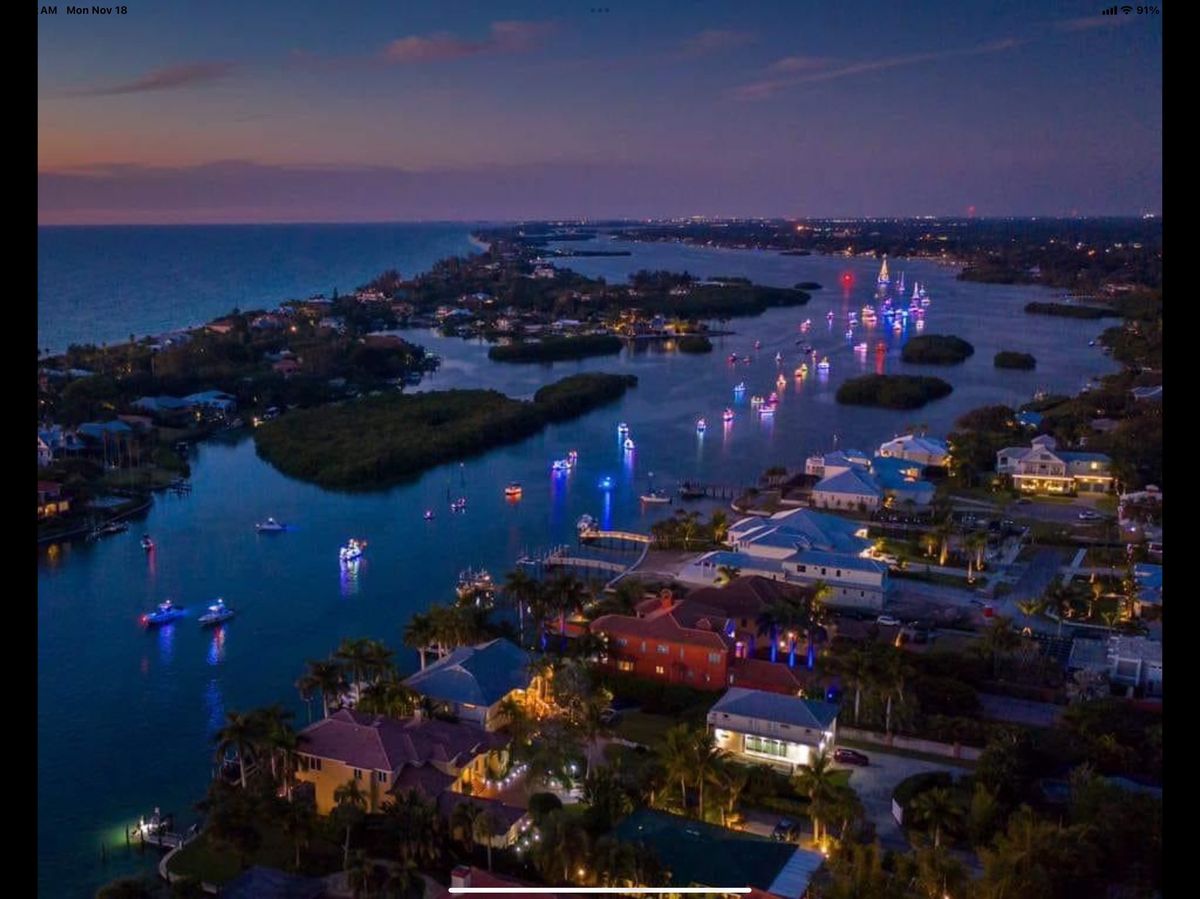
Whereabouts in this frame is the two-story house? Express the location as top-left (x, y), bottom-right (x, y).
top-left (707, 687), bottom-right (839, 772)
top-left (996, 435), bottom-right (1114, 494)
top-left (590, 594), bottom-right (735, 689)
top-left (293, 709), bottom-right (508, 814)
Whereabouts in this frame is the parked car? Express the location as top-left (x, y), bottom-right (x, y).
top-left (771, 818), bottom-right (802, 842)
top-left (834, 747), bottom-right (870, 766)
top-left (876, 615), bottom-right (901, 626)
top-left (1077, 510), bottom-right (1102, 521)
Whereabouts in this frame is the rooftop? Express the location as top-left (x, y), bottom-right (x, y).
top-left (404, 638), bottom-right (532, 707)
top-left (709, 686), bottom-right (839, 730)
top-left (813, 467), bottom-right (883, 498)
top-left (298, 709), bottom-right (505, 772)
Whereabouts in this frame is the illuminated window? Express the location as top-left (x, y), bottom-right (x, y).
top-left (745, 735), bottom-right (789, 758)
top-left (616, 660), bottom-right (634, 672)
top-left (655, 665), bottom-right (665, 675)
top-left (657, 644), bottom-right (669, 654)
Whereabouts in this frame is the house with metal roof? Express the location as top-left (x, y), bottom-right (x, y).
top-left (403, 638), bottom-right (535, 731)
top-left (877, 433), bottom-right (951, 467)
top-left (810, 466), bottom-right (883, 512)
top-left (613, 808), bottom-right (825, 898)
top-left (708, 687), bottom-right (839, 772)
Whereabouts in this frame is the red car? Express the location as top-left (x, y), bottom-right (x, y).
top-left (834, 748), bottom-right (870, 766)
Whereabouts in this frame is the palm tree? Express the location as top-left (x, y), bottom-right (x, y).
top-left (661, 724), bottom-right (695, 813)
top-left (503, 568), bottom-right (540, 644)
top-left (362, 639), bottom-right (395, 683)
top-left (450, 800), bottom-right (480, 855)
top-left (1016, 597), bottom-right (1045, 621)
top-left (335, 638), bottom-right (376, 699)
top-left (346, 849), bottom-right (371, 899)
top-left (793, 750), bottom-right (838, 843)
top-left (692, 729), bottom-right (723, 821)
top-left (875, 649), bottom-right (911, 734)
top-left (214, 711), bottom-right (260, 789)
top-left (297, 659), bottom-right (348, 719)
top-left (715, 564), bottom-right (742, 586)
top-left (402, 612), bottom-right (437, 670)
top-left (333, 778), bottom-right (369, 870)
top-left (535, 809), bottom-right (590, 884)
top-left (908, 786), bottom-right (963, 848)
top-left (710, 509), bottom-right (730, 544)
top-left (472, 807), bottom-right (503, 872)
top-left (965, 530), bottom-right (988, 571)
top-left (547, 572), bottom-right (587, 636)
top-left (715, 762), bottom-right (750, 827)
top-left (280, 799), bottom-right (316, 871)
top-left (835, 646), bottom-right (876, 725)
top-left (976, 615), bottom-right (1021, 677)
top-left (251, 704), bottom-right (296, 786)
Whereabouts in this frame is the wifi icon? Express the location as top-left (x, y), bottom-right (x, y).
top-left (1121, 4), bottom-right (1133, 11)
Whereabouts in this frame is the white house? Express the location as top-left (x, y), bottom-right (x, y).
top-left (810, 467), bottom-right (883, 512)
top-left (877, 434), bottom-right (951, 467)
top-left (708, 687), bottom-right (839, 772)
top-left (1069, 635), bottom-right (1163, 697)
top-left (996, 435), bottom-right (1114, 495)
top-left (781, 551), bottom-right (888, 609)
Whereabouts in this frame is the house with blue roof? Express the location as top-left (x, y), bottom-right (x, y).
top-left (811, 466), bottom-right (883, 511)
top-left (708, 687), bottom-right (839, 772)
top-left (877, 433), bottom-right (951, 467)
top-left (404, 638), bottom-right (536, 731)
top-left (871, 455), bottom-right (936, 507)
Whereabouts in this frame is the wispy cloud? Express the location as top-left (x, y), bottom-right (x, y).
top-left (383, 20), bottom-right (555, 64)
top-left (680, 29), bottom-right (756, 56)
top-left (769, 55), bottom-right (833, 73)
top-left (1055, 14), bottom-right (1136, 32)
top-left (729, 38), bottom-right (1024, 100)
top-left (59, 62), bottom-right (237, 97)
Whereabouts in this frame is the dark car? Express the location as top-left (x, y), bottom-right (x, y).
top-left (771, 818), bottom-right (802, 841)
top-left (834, 748), bottom-right (870, 766)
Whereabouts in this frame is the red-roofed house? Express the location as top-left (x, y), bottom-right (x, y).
top-left (727, 657), bottom-right (815, 697)
top-left (294, 709), bottom-right (508, 814)
top-left (591, 592), bottom-right (735, 689)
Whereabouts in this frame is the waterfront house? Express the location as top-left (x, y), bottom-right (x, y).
top-left (707, 687), bottom-right (839, 772)
top-left (870, 456), bottom-right (936, 507)
top-left (293, 709), bottom-right (508, 814)
top-left (810, 466), bottom-right (883, 511)
top-left (403, 638), bottom-right (538, 731)
top-left (37, 424), bottom-right (85, 461)
top-left (591, 593), bottom-right (735, 689)
top-left (804, 449), bottom-right (871, 478)
top-left (37, 481), bottom-right (70, 519)
top-left (680, 577), bottom-right (806, 644)
top-left (613, 808), bottom-right (825, 899)
top-left (183, 390), bottom-right (238, 414)
top-left (996, 435), bottom-right (1114, 494)
top-left (877, 434), bottom-right (951, 467)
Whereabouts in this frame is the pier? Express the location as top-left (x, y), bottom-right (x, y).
top-left (677, 482), bottom-right (742, 501)
top-left (578, 528), bottom-right (652, 546)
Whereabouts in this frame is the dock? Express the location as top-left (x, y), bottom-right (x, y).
top-left (677, 482), bottom-right (742, 500)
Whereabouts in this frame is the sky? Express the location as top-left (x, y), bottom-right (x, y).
top-left (37, 0), bottom-right (1162, 223)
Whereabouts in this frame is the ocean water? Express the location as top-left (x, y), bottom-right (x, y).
top-left (37, 228), bottom-right (1117, 897)
top-left (37, 223), bottom-right (481, 354)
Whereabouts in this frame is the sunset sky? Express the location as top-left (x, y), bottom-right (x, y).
top-left (37, 0), bottom-right (1162, 223)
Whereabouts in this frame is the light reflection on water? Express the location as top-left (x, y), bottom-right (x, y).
top-left (156, 623), bottom-right (175, 664)
top-left (206, 626), bottom-right (226, 667)
top-left (339, 560), bottom-right (361, 597)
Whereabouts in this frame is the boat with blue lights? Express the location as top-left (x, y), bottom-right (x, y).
top-left (817, 358), bottom-right (831, 373)
top-left (623, 437), bottom-right (635, 451)
top-left (198, 598), bottom-right (236, 627)
top-left (142, 599), bottom-right (184, 628)
top-left (551, 458), bottom-right (571, 473)
top-left (255, 517), bottom-right (286, 533)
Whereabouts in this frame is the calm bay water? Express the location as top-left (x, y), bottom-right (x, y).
top-left (37, 229), bottom-right (1117, 897)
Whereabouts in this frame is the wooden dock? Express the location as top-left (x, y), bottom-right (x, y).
top-left (579, 529), bottom-right (652, 545)
top-left (677, 482), bottom-right (742, 500)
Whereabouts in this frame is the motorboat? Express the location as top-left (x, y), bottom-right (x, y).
top-left (339, 538), bottom-right (366, 563)
top-left (722, 408), bottom-right (734, 423)
top-left (795, 364), bottom-right (808, 378)
top-left (617, 422), bottom-right (629, 436)
top-left (727, 352), bottom-right (739, 364)
top-left (423, 509), bottom-right (435, 521)
top-left (577, 514), bottom-right (597, 534)
top-left (754, 340), bottom-right (762, 350)
top-left (733, 382), bottom-right (747, 393)
top-left (855, 342), bottom-right (868, 353)
top-left (844, 329), bottom-right (854, 339)
top-left (742, 355), bottom-right (752, 364)
top-left (88, 520), bottom-right (128, 540)
top-left (696, 417), bottom-right (707, 433)
top-left (1088, 340), bottom-right (1096, 347)
top-left (848, 312), bottom-right (857, 322)
top-left (567, 450), bottom-right (578, 466)
top-left (623, 437), bottom-right (636, 451)
top-left (750, 395), bottom-right (764, 406)
top-left (800, 319), bottom-right (812, 332)
top-left (141, 599), bottom-right (184, 628)
top-left (776, 375), bottom-right (787, 390)
top-left (876, 341), bottom-right (887, 353)
top-left (199, 598), bottom-right (236, 627)
top-left (768, 392), bottom-right (778, 403)
top-left (892, 319), bottom-right (903, 331)
top-left (552, 458), bottom-right (571, 473)
top-left (774, 351), bottom-right (783, 364)
top-left (599, 475), bottom-right (615, 491)
top-left (826, 311), bottom-right (834, 321)
top-left (140, 534), bottom-right (155, 551)
top-left (640, 489), bottom-right (672, 504)
top-left (457, 568), bottom-right (494, 601)
top-left (758, 402), bottom-right (776, 416)
top-left (504, 481), bottom-right (523, 499)
top-left (255, 517), bottom-right (286, 533)
top-left (817, 358), bottom-right (831, 373)
top-left (450, 497), bottom-right (467, 512)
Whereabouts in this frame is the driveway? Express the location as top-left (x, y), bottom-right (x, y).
top-left (836, 749), bottom-right (969, 850)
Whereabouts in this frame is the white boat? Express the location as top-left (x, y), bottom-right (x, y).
top-left (750, 395), bottom-right (764, 406)
top-left (641, 474), bottom-right (672, 504)
top-left (921, 297), bottom-right (930, 307)
top-left (722, 408), bottom-right (734, 423)
top-left (339, 539), bottom-right (366, 563)
top-left (576, 514), bottom-right (597, 534)
top-left (504, 481), bottom-right (523, 499)
top-left (567, 450), bottom-right (578, 466)
top-left (457, 568), bottom-right (494, 601)
top-left (844, 329), bottom-right (854, 339)
top-left (776, 374), bottom-right (787, 387)
top-left (623, 437), bottom-right (636, 451)
top-left (199, 598), bottom-right (236, 627)
top-left (617, 422), bottom-right (629, 436)
top-left (450, 497), bottom-right (467, 512)
top-left (826, 311), bottom-right (834, 321)
top-left (817, 358), bottom-right (831, 373)
top-left (423, 509), bottom-right (435, 521)
top-left (754, 340), bottom-right (762, 350)
top-left (774, 351), bottom-right (783, 364)
top-left (696, 417), bottom-right (707, 432)
top-left (255, 517), bottom-right (286, 533)
top-left (855, 342), bottom-right (868, 352)
top-left (551, 459), bottom-right (571, 472)
top-left (800, 319), bottom-right (812, 332)
top-left (758, 402), bottom-right (776, 415)
top-left (734, 382), bottom-right (746, 393)
top-left (892, 319), bottom-right (903, 331)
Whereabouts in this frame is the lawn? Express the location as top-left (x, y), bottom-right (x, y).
top-left (168, 823), bottom-right (340, 886)
top-left (614, 711), bottom-right (680, 748)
